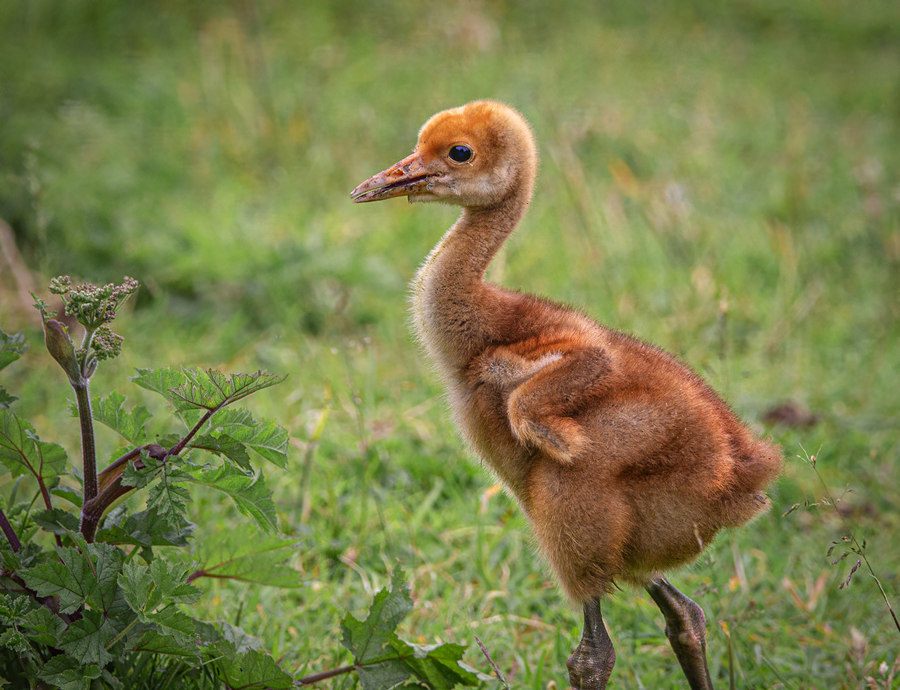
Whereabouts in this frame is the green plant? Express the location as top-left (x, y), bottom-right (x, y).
top-left (785, 448), bottom-right (900, 637)
top-left (0, 277), bottom-right (482, 689)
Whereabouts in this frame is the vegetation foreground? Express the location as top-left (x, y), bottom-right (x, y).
top-left (0, 1), bottom-right (898, 688)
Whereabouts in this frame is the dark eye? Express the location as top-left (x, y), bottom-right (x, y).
top-left (448, 145), bottom-right (473, 163)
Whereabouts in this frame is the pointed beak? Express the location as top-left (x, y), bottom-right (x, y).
top-left (350, 152), bottom-right (434, 203)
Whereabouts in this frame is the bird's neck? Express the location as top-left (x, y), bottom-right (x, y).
top-left (412, 180), bottom-right (532, 372)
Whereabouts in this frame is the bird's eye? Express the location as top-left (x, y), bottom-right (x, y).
top-left (448, 145), bottom-right (473, 163)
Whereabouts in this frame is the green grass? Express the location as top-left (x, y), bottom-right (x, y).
top-left (1, 0), bottom-right (899, 687)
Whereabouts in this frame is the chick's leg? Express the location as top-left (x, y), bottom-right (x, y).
top-left (567, 599), bottom-right (615, 690)
top-left (645, 577), bottom-right (715, 690)
top-left (504, 346), bottom-right (611, 464)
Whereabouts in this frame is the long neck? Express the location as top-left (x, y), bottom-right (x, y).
top-left (412, 179), bottom-right (532, 372)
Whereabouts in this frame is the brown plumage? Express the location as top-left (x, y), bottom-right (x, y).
top-left (352, 100), bottom-right (781, 690)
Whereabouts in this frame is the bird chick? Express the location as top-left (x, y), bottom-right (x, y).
top-left (352, 100), bottom-right (781, 690)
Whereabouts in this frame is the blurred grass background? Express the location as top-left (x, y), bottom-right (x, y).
top-left (1, 0), bottom-right (899, 687)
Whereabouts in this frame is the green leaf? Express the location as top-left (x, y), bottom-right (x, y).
top-left (209, 409), bottom-right (288, 469)
top-left (33, 507), bottom-right (80, 535)
top-left (0, 410), bottom-right (67, 483)
top-left (83, 542), bottom-right (126, 612)
top-left (339, 572), bottom-right (481, 689)
top-left (21, 547), bottom-right (91, 614)
top-left (146, 475), bottom-right (192, 524)
top-left (189, 464), bottom-right (278, 532)
top-left (132, 629), bottom-right (198, 658)
top-left (219, 621), bottom-right (264, 655)
top-left (132, 367), bottom-right (285, 414)
top-left (0, 328), bottom-right (24, 408)
top-left (120, 559), bottom-right (201, 618)
top-left (340, 571), bottom-right (413, 665)
top-left (59, 609), bottom-right (115, 666)
top-left (120, 561), bottom-right (156, 614)
top-left (0, 591), bottom-right (31, 621)
top-left (0, 626), bottom-right (35, 660)
top-left (190, 432), bottom-right (252, 471)
top-left (130, 367), bottom-right (191, 410)
top-left (0, 327), bottom-right (26, 372)
top-left (214, 649), bottom-right (294, 690)
top-left (355, 647), bottom-right (413, 690)
top-left (37, 655), bottom-right (102, 690)
top-left (186, 525), bottom-right (299, 587)
top-left (0, 387), bottom-right (16, 409)
top-left (396, 640), bottom-right (481, 689)
top-left (50, 485), bottom-right (83, 507)
top-left (91, 391), bottom-right (151, 444)
top-left (146, 605), bottom-right (198, 647)
top-left (120, 451), bottom-right (162, 490)
top-left (22, 543), bottom-right (126, 615)
top-left (96, 507), bottom-right (192, 547)
top-left (21, 605), bottom-right (67, 646)
top-left (121, 453), bottom-right (193, 528)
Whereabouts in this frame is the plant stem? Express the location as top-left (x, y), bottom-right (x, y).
top-left (296, 664), bottom-right (356, 685)
top-left (169, 409), bottom-right (213, 456)
top-left (73, 380), bottom-right (98, 503)
top-left (810, 456), bottom-right (900, 636)
top-left (0, 508), bottom-right (21, 552)
top-left (105, 615), bottom-right (140, 650)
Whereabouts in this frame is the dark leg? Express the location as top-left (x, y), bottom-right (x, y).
top-left (645, 577), bottom-right (715, 690)
top-left (567, 599), bottom-right (615, 690)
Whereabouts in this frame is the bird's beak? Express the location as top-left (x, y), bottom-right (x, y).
top-left (350, 152), bottom-right (433, 203)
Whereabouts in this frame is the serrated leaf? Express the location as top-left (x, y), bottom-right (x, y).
top-left (399, 640), bottom-right (481, 689)
top-left (131, 367), bottom-right (191, 410)
top-left (91, 391), bottom-right (151, 444)
top-left (189, 464), bottom-right (277, 532)
top-left (146, 477), bottom-right (192, 523)
top-left (146, 605), bottom-right (198, 647)
top-left (60, 609), bottom-right (115, 665)
top-left (33, 507), bottom-right (80, 535)
top-left (132, 367), bottom-right (285, 414)
top-left (50, 485), bottom-right (83, 507)
top-left (356, 650), bottom-right (413, 690)
top-left (0, 328), bottom-right (27, 372)
top-left (83, 542), bottom-right (126, 612)
top-left (214, 649), bottom-right (294, 690)
top-left (150, 559), bottom-right (201, 604)
top-left (0, 627), bottom-right (33, 660)
top-left (37, 655), bottom-right (101, 690)
top-left (190, 433), bottom-right (252, 471)
top-left (95, 507), bottom-right (192, 547)
top-left (210, 409), bottom-right (288, 469)
top-left (0, 591), bottom-right (31, 620)
top-left (120, 451), bottom-right (163, 490)
top-left (341, 571), bottom-right (413, 664)
top-left (120, 559), bottom-right (201, 619)
top-left (186, 525), bottom-right (299, 587)
top-left (219, 621), bottom-right (264, 655)
top-left (132, 629), bottom-right (198, 658)
top-left (0, 387), bottom-right (16, 410)
top-left (21, 547), bottom-right (91, 614)
top-left (22, 543), bottom-right (126, 615)
top-left (0, 410), bottom-right (67, 483)
top-left (120, 561), bottom-right (156, 614)
top-left (122, 453), bottom-right (193, 528)
top-left (21, 605), bottom-right (67, 646)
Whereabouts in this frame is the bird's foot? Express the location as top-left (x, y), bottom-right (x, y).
top-left (566, 639), bottom-right (615, 690)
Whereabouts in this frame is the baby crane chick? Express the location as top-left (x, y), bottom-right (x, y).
top-left (351, 100), bottom-right (781, 690)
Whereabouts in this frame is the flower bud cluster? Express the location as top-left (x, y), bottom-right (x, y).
top-left (89, 325), bottom-right (125, 361)
top-left (49, 275), bottom-right (139, 331)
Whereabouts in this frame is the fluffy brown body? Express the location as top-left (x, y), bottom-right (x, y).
top-left (352, 100), bottom-right (781, 604)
